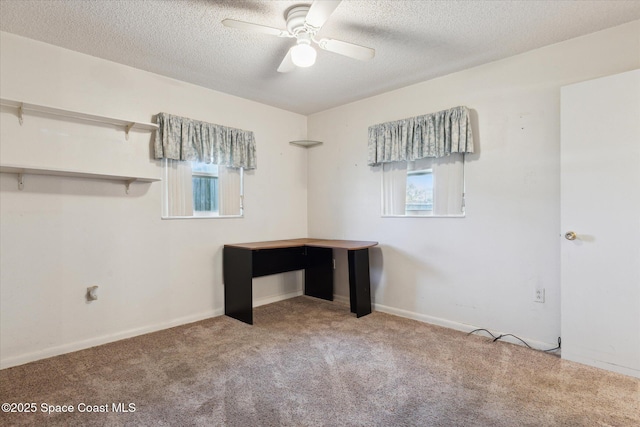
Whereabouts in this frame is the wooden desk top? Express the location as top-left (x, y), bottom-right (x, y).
top-left (225, 238), bottom-right (378, 251)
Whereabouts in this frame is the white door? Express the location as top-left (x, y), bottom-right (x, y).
top-left (560, 69), bottom-right (640, 378)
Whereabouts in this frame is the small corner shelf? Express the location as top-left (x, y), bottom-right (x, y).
top-left (289, 140), bottom-right (323, 148)
top-left (0, 98), bottom-right (158, 140)
top-left (0, 164), bottom-right (160, 194)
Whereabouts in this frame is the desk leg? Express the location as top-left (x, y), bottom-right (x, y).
top-left (348, 248), bottom-right (372, 318)
top-left (223, 246), bottom-right (253, 325)
top-left (305, 246), bottom-right (333, 301)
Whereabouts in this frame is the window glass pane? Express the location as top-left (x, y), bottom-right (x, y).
top-left (191, 162), bottom-right (218, 174)
top-left (193, 176), bottom-right (218, 212)
top-left (406, 170), bottom-right (433, 213)
top-left (381, 154), bottom-right (465, 217)
top-left (162, 159), bottom-right (243, 218)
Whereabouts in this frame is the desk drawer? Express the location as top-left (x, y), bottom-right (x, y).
top-left (252, 246), bottom-right (307, 277)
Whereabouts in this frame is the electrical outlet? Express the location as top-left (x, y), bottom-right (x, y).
top-left (534, 288), bottom-right (545, 303)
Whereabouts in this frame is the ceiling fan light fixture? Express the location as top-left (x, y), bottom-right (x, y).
top-left (291, 41), bottom-right (317, 68)
top-left (222, 0), bottom-right (375, 72)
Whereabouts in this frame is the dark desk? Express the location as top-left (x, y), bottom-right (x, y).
top-left (223, 238), bottom-right (378, 324)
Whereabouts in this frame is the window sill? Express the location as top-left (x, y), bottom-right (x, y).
top-left (161, 214), bottom-right (243, 220)
top-left (381, 214), bottom-right (466, 218)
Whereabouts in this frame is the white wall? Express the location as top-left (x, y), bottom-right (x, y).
top-left (307, 21), bottom-right (640, 349)
top-left (2, 20), bottom-right (639, 369)
top-left (0, 32), bottom-right (309, 368)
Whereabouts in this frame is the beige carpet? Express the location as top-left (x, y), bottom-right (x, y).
top-left (1, 296), bottom-right (638, 426)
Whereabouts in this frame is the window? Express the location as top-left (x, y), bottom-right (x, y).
top-left (162, 159), bottom-right (243, 218)
top-left (382, 154), bottom-right (465, 217)
top-left (192, 163), bottom-right (219, 215)
top-left (406, 169), bottom-right (433, 214)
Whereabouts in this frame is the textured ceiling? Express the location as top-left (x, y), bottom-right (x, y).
top-left (1, 0), bottom-right (639, 115)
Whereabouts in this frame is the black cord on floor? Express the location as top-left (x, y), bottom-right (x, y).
top-left (468, 329), bottom-right (561, 352)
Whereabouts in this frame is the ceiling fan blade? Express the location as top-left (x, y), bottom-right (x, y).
top-left (277, 48), bottom-right (296, 73)
top-left (305, 0), bottom-right (342, 29)
top-left (318, 38), bottom-right (375, 61)
top-left (222, 19), bottom-right (289, 37)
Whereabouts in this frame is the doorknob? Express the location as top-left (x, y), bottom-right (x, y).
top-left (565, 231), bottom-right (577, 241)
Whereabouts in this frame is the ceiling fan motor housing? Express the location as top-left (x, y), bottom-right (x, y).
top-left (286, 6), bottom-right (312, 35)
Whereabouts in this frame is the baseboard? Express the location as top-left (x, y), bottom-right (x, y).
top-left (2, 290), bottom-right (557, 370)
top-left (1, 289), bottom-right (306, 370)
top-left (562, 351), bottom-right (640, 379)
top-left (372, 301), bottom-right (559, 352)
top-left (332, 295), bottom-right (557, 351)
top-left (0, 308), bottom-right (222, 370)
top-left (253, 290), bottom-right (304, 307)
top-left (333, 294), bottom-right (350, 306)
top-left (1, 288), bottom-right (309, 370)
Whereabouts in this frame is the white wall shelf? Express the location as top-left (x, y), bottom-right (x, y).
top-left (0, 98), bottom-right (158, 140)
top-left (0, 164), bottom-right (160, 194)
top-left (289, 140), bottom-right (323, 148)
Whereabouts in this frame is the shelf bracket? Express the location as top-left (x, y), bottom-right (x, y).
top-left (18, 103), bottom-right (24, 125)
top-left (125, 179), bottom-right (135, 194)
top-left (17, 173), bottom-right (24, 190)
top-left (124, 123), bottom-right (135, 141)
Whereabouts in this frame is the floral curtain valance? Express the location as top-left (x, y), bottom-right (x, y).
top-left (154, 112), bottom-right (256, 169)
top-left (367, 106), bottom-right (473, 166)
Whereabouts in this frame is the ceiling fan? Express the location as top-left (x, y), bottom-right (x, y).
top-left (222, 0), bottom-right (375, 72)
